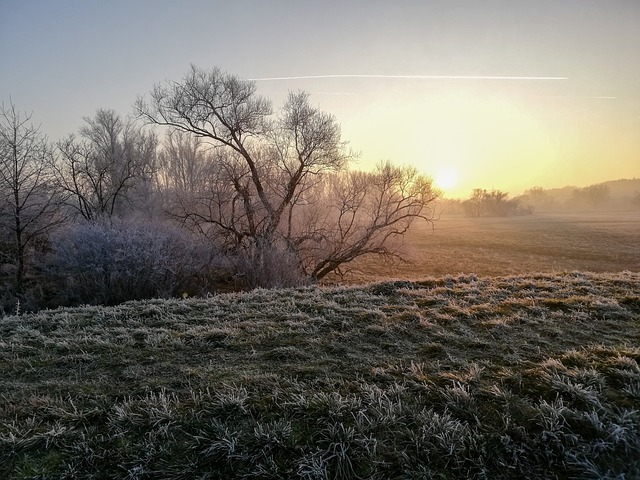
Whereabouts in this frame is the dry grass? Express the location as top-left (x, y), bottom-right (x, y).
top-left (1, 271), bottom-right (639, 478)
top-left (341, 210), bottom-right (640, 282)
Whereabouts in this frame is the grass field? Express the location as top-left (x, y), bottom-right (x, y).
top-left (1, 271), bottom-right (639, 478)
top-left (341, 210), bottom-right (640, 283)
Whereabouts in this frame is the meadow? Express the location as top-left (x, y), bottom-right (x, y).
top-left (1, 210), bottom-right (639, 479)
top-left (343, 210), bottom-right (640, 282)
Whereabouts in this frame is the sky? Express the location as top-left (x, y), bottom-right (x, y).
top-left (1, 0), bottom-right (639, 198)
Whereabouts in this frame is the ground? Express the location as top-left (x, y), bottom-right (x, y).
top-left (341, 210), bottom-right (640, 282)
top-left (1, 209), bottom-right (639, 478)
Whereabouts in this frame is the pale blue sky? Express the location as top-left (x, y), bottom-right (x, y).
top-left (1, 0), bottom-right (638, 196)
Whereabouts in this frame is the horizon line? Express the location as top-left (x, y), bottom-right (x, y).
top-left (249, 74), bottom-right (569, 81)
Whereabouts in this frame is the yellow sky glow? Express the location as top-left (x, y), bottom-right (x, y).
top-left (338, 87), bottom-right (614, 198)
top-left (2, 2), bottom-right (638, 199)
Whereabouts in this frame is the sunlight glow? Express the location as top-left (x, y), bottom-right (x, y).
top-left (433, 167), bottom-right (459, 193)
top-left (342, 88), bottom-right (561, 199)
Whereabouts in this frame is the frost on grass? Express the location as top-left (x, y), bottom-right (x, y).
top-left (0, 272), bottom-right (639, 478)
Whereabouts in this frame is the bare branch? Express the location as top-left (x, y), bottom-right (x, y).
top-left (0, 101), bottom-right (65, 295)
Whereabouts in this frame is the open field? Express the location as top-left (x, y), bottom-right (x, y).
top-left (341, 210), bottom-right (640, 283)
top-left (1, 272), bottom-right (639, 478)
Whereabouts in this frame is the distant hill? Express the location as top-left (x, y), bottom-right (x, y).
top-left (542, 178), bottom-right (640, 202)
top-left (601, 178), bottom-right (640, 197)
top-left (521, 178), bottom-right (640, 210)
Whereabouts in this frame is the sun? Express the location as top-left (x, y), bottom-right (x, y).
top-left (433, 167), bottom-right (459, 193)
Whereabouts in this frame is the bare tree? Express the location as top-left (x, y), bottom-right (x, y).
top-left (572, 183), bottom-right (610, 209)
top-left (53, 109), bottom-right (157, 220)
top-left (463, 188), bottom-right (529, 217)
top-left (0, 102), bottom-right (64, 297)
top-left (139, 66), bottom-right (439, 283)
top-left (300, 163), bottom-right (438, 280)
top-left (523, 186), bottom-right (554, 211)
top-left (463, 188), bottom-right (485, 217)
top-left (138, 66), bottom-right (348, 242)
top-left (158, 130), bottom-right (211, 193)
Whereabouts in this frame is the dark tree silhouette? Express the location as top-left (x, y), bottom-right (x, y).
top-left (0, 102), bottom-right (64, 297)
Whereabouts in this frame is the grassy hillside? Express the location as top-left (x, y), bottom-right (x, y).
top-left (1, 272), bottom-right (639, 479)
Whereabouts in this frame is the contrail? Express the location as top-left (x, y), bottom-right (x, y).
top-left (249, 74), bottom-right (568, 81)
top-left (312, 91), bottom-right (360, 96)
top-left (548, 95), bottom-right (619, 99)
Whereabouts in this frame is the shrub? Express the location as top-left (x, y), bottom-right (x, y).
top-left (46, 219), bottom-right (227, 306)
top-left (463, 189), bottom-right (532, 217)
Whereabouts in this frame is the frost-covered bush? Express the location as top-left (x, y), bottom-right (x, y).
top-left (47, 219), bottom-right (227, 305)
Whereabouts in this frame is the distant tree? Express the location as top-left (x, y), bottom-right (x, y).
top-left (439, 197), bottom-right (464, 215)
top-left (463, 188), bottom-right (530, 217)
top-left (572, 183), bottom-right (610, 208)
top-left (53, 109), bottom-right (157, 220)
top-left (523, 186), bottom-right (554, 210)
top-left (0, 102), bottom-right (64, 298)
top-left (138, 65), bottom-right (439, 284)
top-left (462, 188), bottom-right (485, 217)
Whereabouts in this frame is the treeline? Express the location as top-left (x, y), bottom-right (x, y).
top-left (462, 189), bottom-right (533, 217)
top-left (0, 66), bottom-right (439, 313)
top-left (442, 182), bottom-right (640, 217)
top-left (520, 183), bottom-right (640, 211)
top-left (438, 189), bottom-right (532, 217)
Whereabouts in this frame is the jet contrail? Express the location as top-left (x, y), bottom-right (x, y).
top-left (249, 74), bottom-right (568, 81)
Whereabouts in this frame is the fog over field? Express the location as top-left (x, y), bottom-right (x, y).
top-left (346, 210), bottom-right (640, 283)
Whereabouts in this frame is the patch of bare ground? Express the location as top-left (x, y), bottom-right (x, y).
top-left (1, 271), bottom-right (639, 478)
